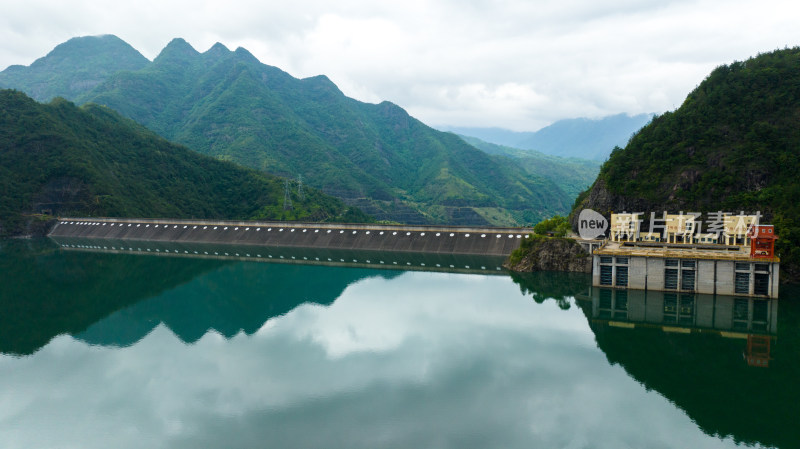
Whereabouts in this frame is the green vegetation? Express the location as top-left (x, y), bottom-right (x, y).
top-left (1, 36), bottom-right (571, 226)
top-left (576, 48), bottom-right (800, 278)
top-left (0, 90), bottom-right (364, 236)
top-left (533, 215), bottom-right (571, 237)
top-left (505, 231), bottom-right (588, 274)
top-left (505, 213), bottom-right (578, 272)
top-left (0, 35), bottom-right (149, 102)
top-left (506, 234), bottom-right (548, 267)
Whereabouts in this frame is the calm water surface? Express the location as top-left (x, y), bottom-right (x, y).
top-left (1, 239), bottom-right (798, 448)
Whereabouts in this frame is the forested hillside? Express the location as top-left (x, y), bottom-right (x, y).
top-left (573, 48), bottom-right (800, 278)
top-left (0, 90), bottom-right (364, 236)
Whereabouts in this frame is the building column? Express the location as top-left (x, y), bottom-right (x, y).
top-left (771, 262), bottom-right (780, 299)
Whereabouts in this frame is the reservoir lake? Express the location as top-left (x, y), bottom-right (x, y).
top-left (1, 239), bottom-right (798, 448)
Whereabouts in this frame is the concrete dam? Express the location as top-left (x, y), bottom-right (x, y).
top-left (49, 218), bottom-right (534, 257)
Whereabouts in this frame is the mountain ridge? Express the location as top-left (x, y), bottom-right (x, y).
top-left (0, 35), bottom-right (572, 226)
top-left (0, 35), bottom-right (149, 102)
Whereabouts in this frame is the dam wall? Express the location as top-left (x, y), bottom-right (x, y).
top-left (49, 218), bottom-right (534, 256)
top-left (50, 237), bottom-right (509, 275)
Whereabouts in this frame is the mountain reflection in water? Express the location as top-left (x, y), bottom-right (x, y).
top-left (574, 286), bottom-right (799, 449)
top-left (1, 239), bottom-right (798, 448)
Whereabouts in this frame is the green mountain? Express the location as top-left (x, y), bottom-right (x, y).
top-left (572, 48), bottom-right (800, 279)
top-left (0, 90), bottom-right (363, 237)
top-left (1, 36), bottom-right (571, 226)
top-left (0, 35), bottom-right (149, 102)
top-left (456, 134), bottom-right (601, 199)
top-left (441, 113), bottom-right (653, 161)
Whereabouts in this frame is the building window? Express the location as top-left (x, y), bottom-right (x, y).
top-left (681, 269), bottom-right (696, 291)
top-left (616, 266), bottom-right (628, 287)
top-left (665, 259), bottom-right (679, 267)
top-left (600, 256), bottom-right (613, 264)
top-left (665, 268), bottom-right (679, 289)
top-left (754, 273), bottom-right (770, 296)
top-left (735, 272), bottom-right (750, 294)
top-left (754, 263), bottom-right (769, 272)
top-left (616, 257), bottom-right (628, 265)
top-left (600, 265), bottom-right (613, 286)
top-left (681, 260), bottom-right (696, 269)
top-left (735, 262), bottom-right (750, 271)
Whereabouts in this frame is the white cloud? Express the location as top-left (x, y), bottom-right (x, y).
top-left (1, 0), bottom-right (799, 130)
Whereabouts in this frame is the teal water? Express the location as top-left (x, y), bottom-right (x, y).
top-left (1, 239), bottom-right (798, 448)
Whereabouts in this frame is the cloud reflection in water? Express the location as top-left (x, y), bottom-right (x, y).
top-left (0, 271), bottom-right (749, 449)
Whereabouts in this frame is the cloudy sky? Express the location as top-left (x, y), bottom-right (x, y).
top-left (2, 0), bottom-right (799, 130)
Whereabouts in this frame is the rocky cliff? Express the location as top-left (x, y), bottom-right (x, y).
top-left (504, 236), bottom-right (591, 273)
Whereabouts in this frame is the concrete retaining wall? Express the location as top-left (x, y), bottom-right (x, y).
top-left (697, 260), bottom-right (716, 295)
top-left (49, 218), bottom-right (534, 256)
top-left (716, 261), bottom-right (735, 296)
top-left (629, 257), bottom-right (647, 290)
top-left (646, 258), bottom-right (665, 290)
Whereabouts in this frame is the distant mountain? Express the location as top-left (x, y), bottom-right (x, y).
top-left (0, 90), bottom-right (362, 237)
top-left (442, 113), bottom-right (653, 161)
top-left (0, 36), bottom-right (572, 226)
top-left (572, 48), bottom-right (800, 278)
top-left (0, 35), bottom-right (149, 102)
top-left (456, 135), bottom-right (601, 200)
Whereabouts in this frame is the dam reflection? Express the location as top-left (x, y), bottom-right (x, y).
top-left (2, 237), bottom-right (506, 355)
top-left (579, 287), bottom-right (777, 367)
top-left (50, 236), bottom-right (508, 275)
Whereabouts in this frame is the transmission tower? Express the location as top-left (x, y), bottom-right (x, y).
top-left (297, 174), bottom-right (305, 202)
top-left (283, 179), bottom-right (293, 210)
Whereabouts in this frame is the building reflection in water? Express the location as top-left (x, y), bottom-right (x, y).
top-left (580, 287), bottom-right (777, 367)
